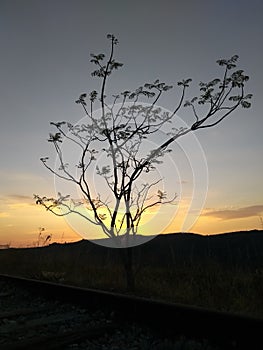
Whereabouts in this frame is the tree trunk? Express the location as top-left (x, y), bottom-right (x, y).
top-left (121, 248), bottom-right (135, 292)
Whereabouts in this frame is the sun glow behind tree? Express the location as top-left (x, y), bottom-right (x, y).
top-left (49, 102), bottom-right (209, 244)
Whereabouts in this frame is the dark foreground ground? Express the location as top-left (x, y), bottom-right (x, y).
top-left (1, 230), bottom-right (263, 319)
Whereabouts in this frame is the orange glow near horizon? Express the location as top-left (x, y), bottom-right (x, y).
top-left (0, 195), bottom-right (262, 247)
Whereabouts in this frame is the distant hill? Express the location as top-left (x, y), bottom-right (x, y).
top-left (2, 230), bottom-right (261, 271)
top-left (12, 230), bottom-right (263, 267)
top-left (90, 233), bottom-right (156, 247)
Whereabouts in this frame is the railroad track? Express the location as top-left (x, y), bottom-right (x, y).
top-left (0, 274), bottom-right (262, 349)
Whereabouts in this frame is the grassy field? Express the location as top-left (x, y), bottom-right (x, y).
top-left (1, 231), bottom-right (263, 319)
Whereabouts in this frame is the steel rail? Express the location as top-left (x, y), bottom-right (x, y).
top-left (0, 273), bottom-right (262, 349)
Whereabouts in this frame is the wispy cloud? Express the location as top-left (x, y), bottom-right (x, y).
top-left (7, 194), bottom-right (33, 201)
top-left (202, 205), bottom-right (263, 220)
top-left (0, 194), bottom-right (35, 210)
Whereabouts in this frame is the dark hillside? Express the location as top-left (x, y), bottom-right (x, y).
top-left (1, 230), bottom-right (263, 273)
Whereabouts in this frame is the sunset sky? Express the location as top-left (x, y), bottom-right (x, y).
top-left (1, 0), bottom-right (263, 247)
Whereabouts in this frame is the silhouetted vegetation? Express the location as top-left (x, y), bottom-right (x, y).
top-left (1, 230), bottom-right (263, 318)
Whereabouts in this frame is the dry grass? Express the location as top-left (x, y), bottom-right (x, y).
top-left (1, 243), bottom-right (263, 319)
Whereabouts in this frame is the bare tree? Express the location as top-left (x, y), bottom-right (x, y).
top-left (34, 34), bottom-right (252, 290)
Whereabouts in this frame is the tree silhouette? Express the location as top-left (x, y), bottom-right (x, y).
top-left (34, 34), bottom-right (252, 290)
